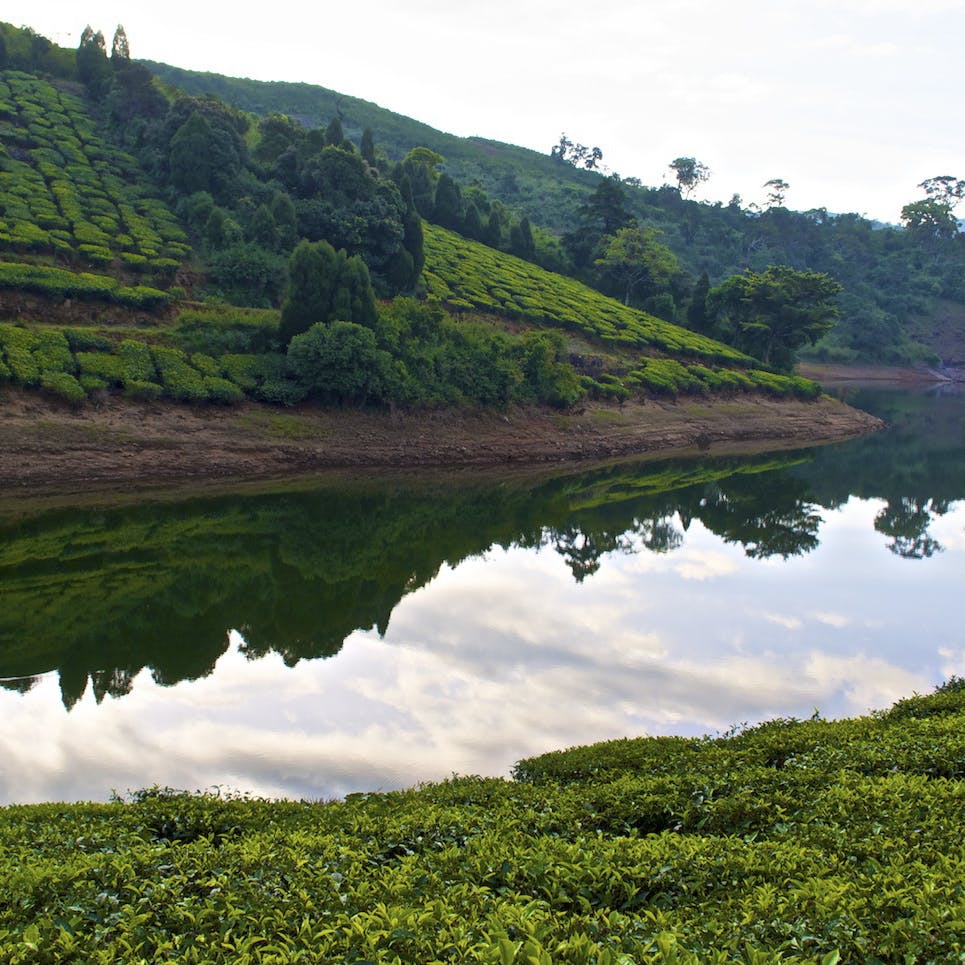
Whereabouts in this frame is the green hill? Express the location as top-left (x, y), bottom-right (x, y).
top-left (0, 38), bottom-right (819, 412)
top-left (143, 60), bottom-right (965, 368)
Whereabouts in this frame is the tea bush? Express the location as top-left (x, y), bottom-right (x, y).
top-left (0, 682), bottom-right (961, 962)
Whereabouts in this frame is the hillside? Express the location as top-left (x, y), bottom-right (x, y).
top-left (1, 680), bottom-right (962, 961)
top-left (0, 41), bottom-right (839, 427)
top-left (144, 60), bottom-right (965, 368)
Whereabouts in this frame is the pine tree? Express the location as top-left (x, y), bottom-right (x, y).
top-left (325, 116), bottom-right (344, 148)
top-left (360, 127), bottom-right (376, 166)
top-left (433, 174), bottom-right (463, 230)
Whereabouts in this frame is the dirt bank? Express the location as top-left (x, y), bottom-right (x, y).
top-left (797, 362), bottom-right (959, 385)
top-left (0, 390), bottom-right (883, 491)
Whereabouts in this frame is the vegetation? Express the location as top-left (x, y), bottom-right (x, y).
top-left (0, 70), bottom-right (188, 275)
top-left (144, 62), bottom-right (965, 368)
top-left (0, 681), bottom-right (961, 961)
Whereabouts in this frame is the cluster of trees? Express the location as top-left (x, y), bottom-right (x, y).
top-left (277, 241), bottom-right (582, 407)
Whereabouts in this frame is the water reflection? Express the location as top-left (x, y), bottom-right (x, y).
top-left (0, 452), bottom-right (832, 706)
top-left (0, 386), bottom-right (963, 802)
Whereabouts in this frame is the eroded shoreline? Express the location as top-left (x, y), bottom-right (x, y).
top-left (0, 390), bottom-right (883, 495)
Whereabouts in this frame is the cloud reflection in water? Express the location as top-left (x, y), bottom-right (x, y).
top-left (2, 495), bottom-right (960, 805)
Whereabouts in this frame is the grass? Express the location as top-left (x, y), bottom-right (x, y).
top-left (0, 680), bottom-right (961, 962)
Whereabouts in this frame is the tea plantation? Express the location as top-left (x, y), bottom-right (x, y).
top-left (0, 70), bottom-right (189, 274)
top-left (0, 681), bottom-right (961, 963)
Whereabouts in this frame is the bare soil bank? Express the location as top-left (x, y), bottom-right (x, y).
top-left (0, 390), bottom-right (883, 492)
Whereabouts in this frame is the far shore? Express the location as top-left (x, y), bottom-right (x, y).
top-left (0, 389), bottom-right (883, 495)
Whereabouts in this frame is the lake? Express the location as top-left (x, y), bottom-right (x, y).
top-left (1, 385), bottom-right (963, 804)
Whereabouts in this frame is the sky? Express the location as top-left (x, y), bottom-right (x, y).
top-left (3, 1), bottom-right (964, 223)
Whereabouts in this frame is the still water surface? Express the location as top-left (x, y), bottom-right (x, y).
top-left (1, 386), bottom-right (962, 803)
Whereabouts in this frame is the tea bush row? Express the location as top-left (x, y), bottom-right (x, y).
top-left (0, 682), bottom-right (961, 962)
top-left (0, 71), bottom-right (189, 273)
top-left (0, 262), bottom-right (170, 307)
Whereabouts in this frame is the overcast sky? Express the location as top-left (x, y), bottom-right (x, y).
top-left (5, 0), bottom-right (964, 222)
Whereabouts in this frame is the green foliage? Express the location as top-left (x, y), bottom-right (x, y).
top-left (287, 321), bottom-right (395, 404)
top-left (279, 240), bottom-right (378, 343)
top-left (422, 225), bottom-right (750, 364)
top-left (707, 267), bottom-right (842, 372)
top-left (0, 682), bottom-right (962, 962)
top-left (0, 261), bottom-right (170, 307)
top-left (0, 70), bottom-right (189, 273)
top-left (39, 369), bottom-right (85, 404)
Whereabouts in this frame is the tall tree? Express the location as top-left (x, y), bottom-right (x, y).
top-left (360, 127), bottom-right (376, 166)
top-left (509, 216), bottom-right (536, 261)
top-left (76, 26), bottom-right (111, 97)
top-left (762, 179), bottom-right (790, 209)
top-left (110, 24), bottom-right (130, 62)
top-left (669, 157), bottom-right (711, 198)
top-left (432, 173), bottom-right (463, 230)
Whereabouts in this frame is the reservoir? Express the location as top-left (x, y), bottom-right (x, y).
top-left (1, 385), bottom-right (962, 803)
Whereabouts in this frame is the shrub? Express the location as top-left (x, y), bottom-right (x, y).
top-left (118, 340), bottom-right (157, 383)
top-left (40, 370), bottom-right (86, 404)
top-left (203, 376), bottom-right (244, 404)
top-left (124, 379), bottom-right (163, 402)
top-left (151, 346), bottom-right (207, 402)
top-left (64, 328), bottom-right (113, 353)
top-left (76, 351), bottom-right (127, 386)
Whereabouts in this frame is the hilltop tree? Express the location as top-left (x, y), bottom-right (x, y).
top-left (76, 26), bottom-right (111, 97)
top-left (763, 179), bottom-right (790, 209)
top-left (550, 134), bottom-right (604, 170)
top-left (918, 175), bottom-right (965, 208)
top-left (900, 198), bottom-right (958, 243)
top-left (669, 157), bottom-right (710, 198)
top-left (111, 24), bottom-right (130, 62)
top-left (707, 266), bottom-right (841, 371)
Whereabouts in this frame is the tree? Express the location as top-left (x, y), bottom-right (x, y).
top-left (550, 134), bottom-right (603, 169)
top-left (110, 24), bottom-right (130, 62)
top-left (399, 147), bottom-right (444, 218)
top-left (76, 26), bottom-right (111, 97)
top-left (279, 240), bottom-right (378, 343)
top-left (900, 198), bottom-right (958, 243)
top-left (360, 127), bottom-right (376, 166)
top-left (286, 321), bottom-right (393, 405)
top-left (324, 116), bottom-right (345, 148)
top-left (918, 175), bottom-right (965, 208)
top-left (564, 175), bottom-right (631, 268)
top-left (432, 173), bottom-right (463, 230)
top-left (669, 157), bottom-right (710, 198)
top-left (593, 226), bottom-right (678, 306)
top-left (707, 265), bottom-right (841, 370)
top-left (509, 216), bottom-right (536, 261)
top-left (687, 271), bottom-right (711, 332)
top-left (763, 178), bottom-right (790, 209)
